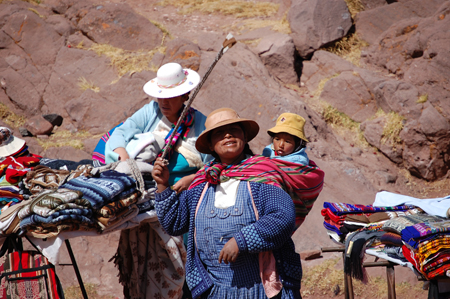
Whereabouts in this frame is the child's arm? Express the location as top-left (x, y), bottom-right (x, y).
top-left (234, 183), bottom-right (295, 254)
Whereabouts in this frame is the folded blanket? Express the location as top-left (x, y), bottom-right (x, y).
top-left (60, 170), bottom-right (136, 210)
top-left (323, 202), bottom-right (415, 216)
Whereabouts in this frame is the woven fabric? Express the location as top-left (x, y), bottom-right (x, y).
top-left (189, 155), bottom-right (324, 229)
top-left (323, 202), bottom-right (415, 216)
top-left (60, 170), bottom-right (136, 210)
top-left (92, 122), bottom-right (123, 164)
top-left (0, 250), bottom-right (62, 299)
top-left (156, 107), bottom-right (195, 162)
top-left (113, 221), bottom-right (186, 299)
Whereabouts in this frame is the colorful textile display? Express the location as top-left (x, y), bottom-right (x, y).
top-left (190, 155), bottom-right (324, 229)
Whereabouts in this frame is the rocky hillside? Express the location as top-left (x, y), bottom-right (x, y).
top-left (1, 0), bottom-right (449, 297)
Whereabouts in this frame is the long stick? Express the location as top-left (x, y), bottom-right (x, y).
top-left (160, 33), bottom-right (237, 162)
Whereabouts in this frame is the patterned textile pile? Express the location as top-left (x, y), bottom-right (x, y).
top-left (0, 157), bottom-right (156, 238)
top-left (322, 199), bottom-right (450, 282)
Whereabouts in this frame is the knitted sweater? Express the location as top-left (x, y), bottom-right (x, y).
top-left (155, 182), bottom-right (302, 299)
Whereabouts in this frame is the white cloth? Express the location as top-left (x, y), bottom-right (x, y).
top-left (373, 191), bottom-right (450, 218)
top-left (28, 210), bottom-right (158, 265)
top-left (125, 132), bottom-right (156, 159)
top-left (214, 179), bottom-right (240, 209)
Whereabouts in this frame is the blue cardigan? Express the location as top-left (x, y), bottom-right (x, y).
top-left (155, 182), bottom-right (302, 298)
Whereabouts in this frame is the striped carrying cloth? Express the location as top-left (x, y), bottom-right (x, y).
top-left (189, 155), bottom-right (325, 230)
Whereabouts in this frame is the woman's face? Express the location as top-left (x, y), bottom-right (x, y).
top-left (209, 123), bottom-right (247, 164)
top-left (273, 132), bottom-right (296, 156)
top-left (157, 95), bottom-right (187, 123)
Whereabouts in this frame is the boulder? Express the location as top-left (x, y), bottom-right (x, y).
top-left (372, 79), bottom-right (422, 119)
top-left (319, 71), bottom-right (377, 122)
top-left (360, 117), bottom-right (403, 164)
top-left (43, 114), bottom-right (64, 127)
top-left (25, 115), bottom-right (54, 136)
top-left (256, 33), bottom-right (299, 84)
top-left (300, 50), bottom-right (356, 93)
top-left (75, 2), bottom-right (163, 51)
top-left (162, 38), bottom-right (202, 71)
top-left (0, 67), bottom-right (42, 116)
top-left (288, 0), bottom-right (352, 58)
top-left (42, 45), bottom-right (118, 119)
top-left (355, 0), bottom-right (447, 45)
top-left (64, 73), bottom-right (149, 134)
top-left (2, 9), bottom-right (65, 74)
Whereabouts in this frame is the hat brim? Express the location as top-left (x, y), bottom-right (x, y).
top-left (143, 69), bottom-right (200, 99)
top-left (267, 126), bottom-right (309, 142)
top-left (195, 119), bottom-right (260, 154)
top-left (0, 136), bottom-right (26, 157)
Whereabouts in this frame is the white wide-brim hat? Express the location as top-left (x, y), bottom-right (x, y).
top-left (143, 62), bottom-right (200, 99)
top-left (0, 127), bottom-right (26, 158)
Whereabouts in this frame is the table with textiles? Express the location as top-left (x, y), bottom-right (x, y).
top-left (321, 192), bottom-right (450, 299)
top-left (0, 157), bottom-right (186, 299)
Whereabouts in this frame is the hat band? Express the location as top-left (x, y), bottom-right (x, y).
top-left (157, 70), bottom-right (189, 89)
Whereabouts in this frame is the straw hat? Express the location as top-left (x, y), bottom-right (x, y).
top-left (0, 127), bottom-right (26, 157)
top-left (143, 63), bottom-right (200, 99)
top-left (195, 108), bottom-right (259, 154)
top-left (267, 113), bottom-right (309, 142)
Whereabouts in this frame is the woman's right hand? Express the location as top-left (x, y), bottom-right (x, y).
top-left (113, 147), bottom-right (130, 161)
top-left (153, 157), bottom-right (170, 192)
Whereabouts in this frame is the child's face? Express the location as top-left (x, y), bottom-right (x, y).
top-left (273, 132), bottom-right (296, 156)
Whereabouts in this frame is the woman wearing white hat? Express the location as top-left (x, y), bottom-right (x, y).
top-left (105, 62), bottom-right (211, 193)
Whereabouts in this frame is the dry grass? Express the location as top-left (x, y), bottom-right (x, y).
top-left (158, 0), bottom-right (279, 18)
top-left (417, 94), bottom-right (428, 103)
top-left (399, 168), bottom-right (450, 198)
top-left (28, 7), bottom-right (45, 18)
top-left (322, 33), bottom-right (369, 66)
top-left (89, 43), bottom-right (166, 76)
top-left (302, 257), bottom-right (425, 298)
top-left (228, 13), bottom-right (291, 34)
top-left (0, 103), bottom-right (27, 128)
top-left (380, 111), bottom-right (405, 146)
top-left (149, 19), bottom-right (172, 41)
top-left (37, 130), bottom-right (95, 150)
top-left (78, 77), bottom-right (100, 93)
top-left (64, 284), bottom-right (115, 299)
top-left (344, 0), bottom-right (364, 18)
top-left (302, 258), bottom-right (344, 297)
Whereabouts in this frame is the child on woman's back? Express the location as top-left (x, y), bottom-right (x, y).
top-left (262, 112), bottom-right (309, 165)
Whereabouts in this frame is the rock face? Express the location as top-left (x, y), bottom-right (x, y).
top-left (1, 0), bottom-right (450, 297)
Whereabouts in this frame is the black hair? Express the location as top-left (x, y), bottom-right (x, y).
top-left (271, 133), bottom-right (307, 152)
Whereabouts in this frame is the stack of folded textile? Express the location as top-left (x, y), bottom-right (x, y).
top-left (321, 202), bottom-right (418, 243)
top-left (399, 218), bottom-right (450, 279)
top-left (59, 169), bottom-right (140, 232)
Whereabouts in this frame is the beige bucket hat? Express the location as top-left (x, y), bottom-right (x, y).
top-left (195, 108), bottom-right (259, 154)
top-left (0, 127), bottom-right (26, 157)
top-left (267, 113), bottom-right (309, 142)
top-left (143, 62), bottom-right (200, 99)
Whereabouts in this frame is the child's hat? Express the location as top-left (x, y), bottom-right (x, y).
top-left (0, 127), bottom-right (26, 157)
top-left (267, 113), bottom-right (309, 142)
top-left (143, 62), bottom-right (200, 99)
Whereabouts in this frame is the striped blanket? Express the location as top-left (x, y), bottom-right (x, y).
top-left (323, 202), bottom-right (415, 216)
top-left (189, 155), bottom-right (325, 229)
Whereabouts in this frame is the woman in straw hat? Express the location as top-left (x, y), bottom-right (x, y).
top-left (262, 112), bottom-right (309, 165)
top-left (152, 107), bottom-right (323, 299)
top-left (105, 62), bottom-right (212, 193)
